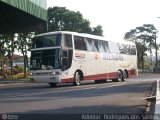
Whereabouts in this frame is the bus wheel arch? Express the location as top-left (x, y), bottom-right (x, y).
top-left (73, 70), bottom-right (83, 86)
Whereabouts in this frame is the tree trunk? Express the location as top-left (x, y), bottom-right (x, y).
top-left (22, 52), bottom-right (26, 78)
top-left (24, 45), bottom-right (28, 78)
top-left (10, 58), bottom-right (13, 75)
top-left (155, 37), bottom-right (158, 73)
top-left (24, 56), bottom-right (27, 78)
top-left (142, 53), bottom-right (144, 73)
top-left (10, 36), bottom-right (14, 75)
top-left (26, 55), bottom-right (28, 68)
top-left (0, 59), bottom-right (2, 75)
top-left (150, 49), bottom-right (153, 72)
top-left (141, 46), bottom-right (144, 73)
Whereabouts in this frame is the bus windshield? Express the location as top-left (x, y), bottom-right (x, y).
top-left (30, 49), bottom-right (60, 70)
top-left (32, 34), bottom-right (61, 48)
top-left (30, 34), bottom-right (62, 70)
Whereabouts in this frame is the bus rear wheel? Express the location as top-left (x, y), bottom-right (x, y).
top-left (112, 70), bottom-right (123, 82)
top-left (117, 70), bottom-right (123, 82)
top-left (48, 83), bottom-right (57, 87)
top-left (122, 70), bottom-right (127, 81)
top-left (73, 71), bottom-right (81, 86)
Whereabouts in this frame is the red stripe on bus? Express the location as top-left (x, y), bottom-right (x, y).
top-left (61, 78), bottom-right (74, 83)
top-left (61, 69), bottom-right (137, 83)
top-left (84, 72), bottom-right (117, 80)
top-left (128, 69), bottom-right (137, 77)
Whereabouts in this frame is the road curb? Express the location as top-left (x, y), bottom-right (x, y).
top-left (0, 83), bottom-right (26, 87)
top-left (0, 79), bottom-right (33, 88)
top-left (154, 80), bottom-right (160, 114)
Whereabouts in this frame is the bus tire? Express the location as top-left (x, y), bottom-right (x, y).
top-left (48, 83), bottom-right (57, 87)
top-left (73, 71), bottom-right (81, 86)
top-left (122, 70), bottom-right (127, 81)
top-left (114, 70), bottom-right (123, 82)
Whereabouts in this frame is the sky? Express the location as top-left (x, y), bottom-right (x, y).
top-left (47, 0), bottom-right (160, 41)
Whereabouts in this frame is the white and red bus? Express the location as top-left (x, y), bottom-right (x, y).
top-left (30, 31), bottom-right (137, 87)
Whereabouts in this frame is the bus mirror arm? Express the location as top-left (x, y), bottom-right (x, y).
top-left (60, 57), bottom-right (63, 66)
top-left (60, 48), bottom-right (63, 67)
top-left (60, 57), bottom-right (65, 71)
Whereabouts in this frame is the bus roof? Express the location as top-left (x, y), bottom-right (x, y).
top-left (35, 31), bottom-right (135, 46)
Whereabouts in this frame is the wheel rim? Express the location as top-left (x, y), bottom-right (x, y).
top-left (118, 71), bottom-right (122, 81)
top-left (75, 72), bottom-right (80, 85)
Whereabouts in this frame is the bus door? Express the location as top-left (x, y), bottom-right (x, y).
top-left (61, 34), bottom-right (73, 71)
top-left (61, 49), bottom-right (73, 71)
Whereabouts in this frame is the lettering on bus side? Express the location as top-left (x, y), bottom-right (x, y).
top-left (75, 53), bottom-right (86, 59)
top-left (103, 53), bottom-right (123, 61)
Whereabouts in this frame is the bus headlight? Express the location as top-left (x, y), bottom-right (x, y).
top-left (30, 72), bottom-right (36, 76)
top-left (30, 72), bottom-right (33, 76)
top-left (50, 72), bottom-right (55, 75)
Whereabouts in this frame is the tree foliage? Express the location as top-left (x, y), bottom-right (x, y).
top-left (48, 7), bottom-right (103, 36)
top-left (0, 32), bottom-right (33, 78)
top-left (0, 33), bottom-right (17, 76)
top-left (17, 32), bottom-right (33, 77)
top-left (124, 24), bottom-right (158, 71)
top-left (0, 34), bottom-right (9, 76)
top-left (0, 34), bottom-right (9, 59)
top-left (4, 33), bottom-right (16, 75)
top-left (92, 25), bottom-right (103, 36)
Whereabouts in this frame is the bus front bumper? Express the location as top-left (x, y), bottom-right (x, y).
top-left (29, 75), bottom-right (61, 83)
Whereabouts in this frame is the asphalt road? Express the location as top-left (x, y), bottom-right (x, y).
top-left (0, 74), bottom-right (156, 117)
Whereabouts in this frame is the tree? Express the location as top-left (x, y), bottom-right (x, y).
top-left (4, 33), bottom-right (16, 75)
top-left (79, 19), bottom-right (92, 34)
top-left (92, 25), bottom-right (103, 36)
top-left (17, 32), bottom-right (33, 78)
top-left (47, 7), bottom-right (103, 36)
top-left (0, 34), bottom-right (9, 76)
top-left (124, 24), bottom-right (158, 72)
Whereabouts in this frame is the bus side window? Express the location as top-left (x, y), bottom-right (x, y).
top-left (62, 34), bottom-right (72, 48)
top-left (61, 50), bottom-right (73, 71)
top-left (61, 34), bottom-right (73, 71)
top-left (130, 46), bottom-right (136, 55)
top-left (86, 38), bottom-right (94, 52)
top-left (98, 40), bottom-right (106, 53)
top-left (108, 42), bottom-right (120, 54)
top-left (103, 41), bottom-right (110, 53)
top-left (63, 50), bottom-right (68, 58)
top-left (119, 44), bottom-right (124, 54)
top-left (93, 39), bottom-right (99, 52)
top-left (61, 50), bottom-right (68, 71)
top-left (74, 36), bottom-right (87, 51)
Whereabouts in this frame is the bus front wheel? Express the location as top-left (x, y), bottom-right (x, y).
top-left (73, 71), bottom-right (81, 86)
